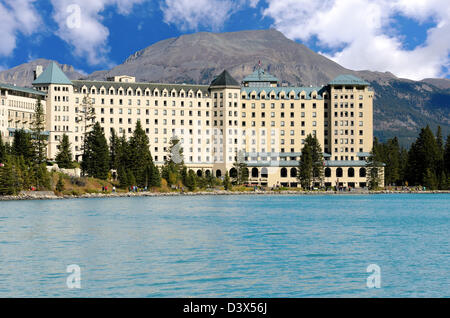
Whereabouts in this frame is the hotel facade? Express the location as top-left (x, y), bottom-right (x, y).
top-left (0, 62), bottom-right (379, 188)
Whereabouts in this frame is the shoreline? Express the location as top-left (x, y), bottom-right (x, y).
top-left (1, 189), bottom-right (449, 201)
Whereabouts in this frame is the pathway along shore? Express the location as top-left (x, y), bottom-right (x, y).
top-left (0, 190), bottom-right (449, 201)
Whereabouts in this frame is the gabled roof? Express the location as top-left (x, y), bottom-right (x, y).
top-left (241, 86), bottom-right (325, 100)
top-left (32, 62), bottom-right (72, 85)
top-left (72, 80), bottom-right (210, 95)
top-left (329, 74), bottom-right (369, 86)
top-left (243, 69), bottom-right (279, 83)
top-left (210, 70), bottom-right (240, 87)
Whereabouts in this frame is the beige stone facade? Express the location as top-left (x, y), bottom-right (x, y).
top-left (0, 83), bottom-right (48, 151)
top-left (2, 63), bottom-right (381, 188)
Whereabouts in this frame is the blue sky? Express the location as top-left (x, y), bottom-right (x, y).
top-left (0, 0), bottom-right (449, 80)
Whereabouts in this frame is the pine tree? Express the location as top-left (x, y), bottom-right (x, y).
top-left (56, 174), bottom-right (65, 193)
top-left (162, 137), bottom-right (185, 186)
top-left (298, 143), bottom-right (313, 189)
top-left (34, 163), bottom-right (51, 190)
top-left (435, 126), bottom-right (445, 189)
top-left (12, 129), bottom-right (34, 162)
top-left (384, 137), bottom-right (401, 185)
top-left (31, 97), bottom-right (47, 164)
top-left (366, 141), bottom-right (385, 190)
top-left (118, 165), bottom-right (129, 188)
top-left (109, 128), bottom-right (120, 170)
top-left (406, 126), bottom-right (439, 186)
top-left (81, 122), bottom-right (110, 180)
top-left (223, 171), bottom-right (232, 191)
top-left (0, 134), bottom-right (6, 163)
top-left (185, 170), bottom-right (197, 191)
top-left (128, 120), bottom-right (159, 187)
top-left (55, 134), bottom-right (74, 169)
top-left (443, 134), bottom-right (450, 189)
top-left (0, 162), bottom-right (19, 195)
top-left (298, 134), bottom-right (323, 189)
top-left (424, 168), bottom-right (438, 190)
top-left (232, 150), bottom-right (249, 185)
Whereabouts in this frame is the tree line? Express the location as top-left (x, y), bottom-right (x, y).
top-left (0, 98), bottom-right (51, 195)
top-left (1, 94), bottom-right (449, 194)
top-left (371, 126), bottom-right (449, 190)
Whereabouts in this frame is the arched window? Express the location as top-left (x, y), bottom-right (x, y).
top-left (216, 170), bottom-right (222, 178)
top-left (281, 168), bottom-right (288, 178)
top-left (230, 168), bottom-right (238, 178)
top-left (251, 168), bottom-right (259, 178)
top-left (261, 168), bottom-right (268, 178)
top-left (348, 168), bottom-right (355, 178)
top-left (290, 168), bottom-right (297, 178)
top-left (359, 168), bottom-right (366, 178)
top-left (205, 170), bottom-right (211, 177)
top-left (336, 168), bottom-right (343, 178)
top-left (325, 168), bottom-right (331, 178)
top-left (197, 170), bottom-right (203, 177)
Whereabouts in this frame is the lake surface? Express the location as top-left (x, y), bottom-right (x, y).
top-left (0, 194), bottom-right (448, 297)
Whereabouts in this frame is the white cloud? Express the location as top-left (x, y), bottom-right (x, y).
top-left (161, 0), bottom-right (259, 31)
top-left (0, 0), bottom-right (41, 56)
top-left (50, 0), bottom-right (145, 65)
top-left (263, 0), bottom-right (450, 80)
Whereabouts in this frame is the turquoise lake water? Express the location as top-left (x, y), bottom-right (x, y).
top-left (0, 194), bottom-right (448, 297)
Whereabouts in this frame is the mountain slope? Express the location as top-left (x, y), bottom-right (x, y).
top-left (0, 58), bottom-right (84, 87)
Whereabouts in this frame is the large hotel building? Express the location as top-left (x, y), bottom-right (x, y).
top-left (0, 62), bottom-right (377, 188)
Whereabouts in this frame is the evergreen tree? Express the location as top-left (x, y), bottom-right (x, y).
top-left (34, 163), bottom-right (51, 190)
top-left (424, 168), bottom-right (438, 190)
top-left (118, 165), bottom-right (129, 188)
top-left (81, 122), bottom-right (110, 180)
top-left (298, 134), bottom-right (323, 189)
top-left (109, 128), bottom-right (120, 170)
top-left (116, 133), bottom-right (131, 185)
top-left (128, 120), bottom-right (159, 187)
top-left (148, 164), bottom-right (161, 188)
top-left (223, 171), bottom-right (232, 191)
top-left (232, 150), bottom-right (249, 185)
top-left (31, 97), bottom-right (47, 164)
top-left (406, 126), bottom-right (440, 186)
top-left (56, 174), bottom-right (65, 193)
top-left (162, 137), bottom-right (185, 186)
top-left (55, 134), bottom-right (74, 169)
top-left (384, 137), bottom-right (401, 185)
top-left (435, 126), bottom-right (445, 188)
top-left (185, 170), bottom-right (197, 191)
top-left (0, 134), bottom-right (6, 163)
top-left (0, 161), bottom-right (19, 195)
top-left (12, 129), bottom-right (34, 162)
top-left (366, 140), bottom-right (385, 190)
top-left (298, 142), bottom-right (313, 189)
top-left (442, 134), bottom-right (450, 189)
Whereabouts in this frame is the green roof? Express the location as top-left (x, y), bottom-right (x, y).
top-left (241, 86), bottom-right (325, 100)
top-left (210, 70), bottom-right (240, 87)
top-left (72, 80), bottom-right (210, 95)
top-left (32, 62), bottom-right (72, 85)
top-left (243, 69), bottom-right (279, 83)
top-left (329, 75), bottom-right (369, 86)
top-left (0, 83), bottom-right (46, 96)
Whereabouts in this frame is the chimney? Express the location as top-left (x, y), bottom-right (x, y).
top-left (34, 65), bottom-right (43, 80)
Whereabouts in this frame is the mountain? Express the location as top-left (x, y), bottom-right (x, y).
top-left (0, 58), bottom-right (84, 87)
top-left (1, 30), bottom-right (449, 146)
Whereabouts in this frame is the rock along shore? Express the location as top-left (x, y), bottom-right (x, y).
top-left (0, 189), bottom-right (449, 201)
